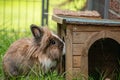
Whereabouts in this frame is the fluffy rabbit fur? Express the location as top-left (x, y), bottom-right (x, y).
top-left (3, 24), bottom-right (65, 79)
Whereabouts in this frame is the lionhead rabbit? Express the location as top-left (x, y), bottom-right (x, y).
top-left (3, 24), bottom-right (65, 79)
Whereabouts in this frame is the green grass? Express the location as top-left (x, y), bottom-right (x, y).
top-left (7, 71), bottom-right (65, 80)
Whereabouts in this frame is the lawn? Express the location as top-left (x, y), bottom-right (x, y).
top-left (0, 0), bottom-right (86, 80)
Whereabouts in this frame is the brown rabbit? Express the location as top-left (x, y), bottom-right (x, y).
top-left (2, 24), bottom-right (65, 79)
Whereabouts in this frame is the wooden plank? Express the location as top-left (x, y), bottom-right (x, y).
top-left (80, 56), bottom-right (88, 77)
top-left (53, 9), bottom-right (101, 19)
top-left (60, 24), bottom-right (66, 74)
top-left (73, 56), bottom-right (81, 68)
top-left (60, 16), bottom-right (120, 26)
top-left (66, 25), bottom-right (73, 80)
top-left (57, 23), bottom-right (62, 37)
top-left (106, 31), bottom-right (120, 44)
top-left (57, 23), bottom-right (66, 74)
top-left (52, 14), bottom-right (120, 26)
top-left (56, 23), bottom-right (62, 74)
top-left (73, 32), bottom-right (98, 44)
top-left (72, 25), bottom-right (120, 32)
top-left (52, 15), bottom-right (65, 24)
top-left (72, 44), bottom-right (84, 55)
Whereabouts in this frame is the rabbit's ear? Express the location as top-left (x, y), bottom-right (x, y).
top-left (30, 24), bottom-right (44, 41)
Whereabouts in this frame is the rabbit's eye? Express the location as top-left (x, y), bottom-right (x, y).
top-left (50, 39), bottom-right (56, 45)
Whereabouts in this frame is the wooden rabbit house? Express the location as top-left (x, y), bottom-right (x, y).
top-left (52, 9), bottom-right (120, 80)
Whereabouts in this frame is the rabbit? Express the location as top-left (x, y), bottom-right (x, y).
top-left (2, 24), bottom-right (65, 79)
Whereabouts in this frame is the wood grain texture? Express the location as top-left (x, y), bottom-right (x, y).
top-left (66, 25), bottom-right (73, 80)
top-left (73, 56), bottom-right (81, 68)
top-left (72, 44), bottom-right (84, 55)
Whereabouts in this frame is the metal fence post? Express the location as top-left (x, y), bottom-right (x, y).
top-left (104, 0), bottom-right (109, 19)
top-left (87, 0), bottom-right (110, 19)
top-left (41, 0), bottom-right (49, 26)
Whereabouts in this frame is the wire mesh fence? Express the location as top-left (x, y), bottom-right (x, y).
top-left (0, 0), bottom-right (42, 32)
